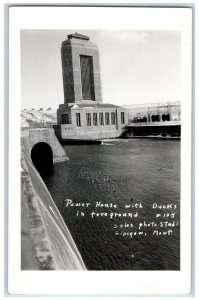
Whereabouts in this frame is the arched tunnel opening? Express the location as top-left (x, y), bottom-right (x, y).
top-left (31, 142), bottom-right (54, 176)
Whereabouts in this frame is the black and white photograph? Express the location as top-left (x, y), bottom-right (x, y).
top-left (7, 5), bottom-right (193, 296)
top-left (21, 29), bottom-right (181, 271)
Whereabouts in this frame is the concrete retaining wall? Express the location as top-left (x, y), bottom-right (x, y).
top-left (21, 151), bottom-right (86, 270)
top-left (21, 128), bottom-right (86, 270)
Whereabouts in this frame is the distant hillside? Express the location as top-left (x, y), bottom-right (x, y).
top-left (21, 110), bottom-right (57, 128)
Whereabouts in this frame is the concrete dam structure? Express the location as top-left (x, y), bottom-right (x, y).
top-left (21, 128), bottom-right (86, 270)
top-left (122, 102), bottom-right (181, 138)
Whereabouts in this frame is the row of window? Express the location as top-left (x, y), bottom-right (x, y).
top-left (85, 112), bottom-right (116, 127)
top-left (79, 112), bottom-right (117, 127)
top-left (132, 113), bottom-right (171, 123)
top-left (62, 112), bottom-right (125, 127)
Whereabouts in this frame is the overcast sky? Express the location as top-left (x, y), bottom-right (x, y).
top-left (21, 30), bottom-right (181, 110)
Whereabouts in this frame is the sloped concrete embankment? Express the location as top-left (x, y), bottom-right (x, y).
top-left (21, 151), bottom-right (86, 270)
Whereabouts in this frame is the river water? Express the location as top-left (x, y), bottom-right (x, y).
top-left (43, 138), bottom-right (180, 270)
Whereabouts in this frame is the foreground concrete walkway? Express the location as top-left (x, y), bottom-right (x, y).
top-left (21, 151), bottom-right (86, 270)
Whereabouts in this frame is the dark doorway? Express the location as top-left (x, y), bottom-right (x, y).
top-left (31, 142), bottom-right (53, 176)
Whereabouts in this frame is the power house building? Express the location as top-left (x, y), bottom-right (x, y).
top-left (54, 33), bottom-right (127, 141)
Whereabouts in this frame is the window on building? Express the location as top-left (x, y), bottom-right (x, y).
top-left (86, 113), bottom-right (91, 126)
top-left (111, 112), bottom-right (116, 125)
top-left (80, 55), bottom-right (95, 101)
top-left (152, 115), bottom-right (161, 122)
top-left (105, 112), bottom-right (110, 125)
top-left (121, 112), bottom-right (125, 124)
top-left (93, 113), bottom-right (98, 126)
top-left (76, 113), bottom-right (81, 127)
top-left (99, 113), bottom-right (104, 126)
top-left (61, 114), bottom-right (70, 124)
top-left (162, 114), bottom-right (170, 122)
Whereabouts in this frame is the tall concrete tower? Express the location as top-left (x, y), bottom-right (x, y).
top-left (61, 32), bottom-right (102, 106)
top-left (55, 32), bottom-right (127, 140)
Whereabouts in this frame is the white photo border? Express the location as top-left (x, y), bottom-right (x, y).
top-left (8, 5), bottom-right (192, 296)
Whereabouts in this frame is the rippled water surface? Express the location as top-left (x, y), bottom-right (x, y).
top-left (43, 139), bottom-right (180, 270)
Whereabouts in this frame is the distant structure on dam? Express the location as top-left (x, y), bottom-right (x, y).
top-left (126, 101), bottom-right (181, 123)
top-left (54, 32), bottom-right (128, 141)
top-left (124, 101), bottom-right (181, 137)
